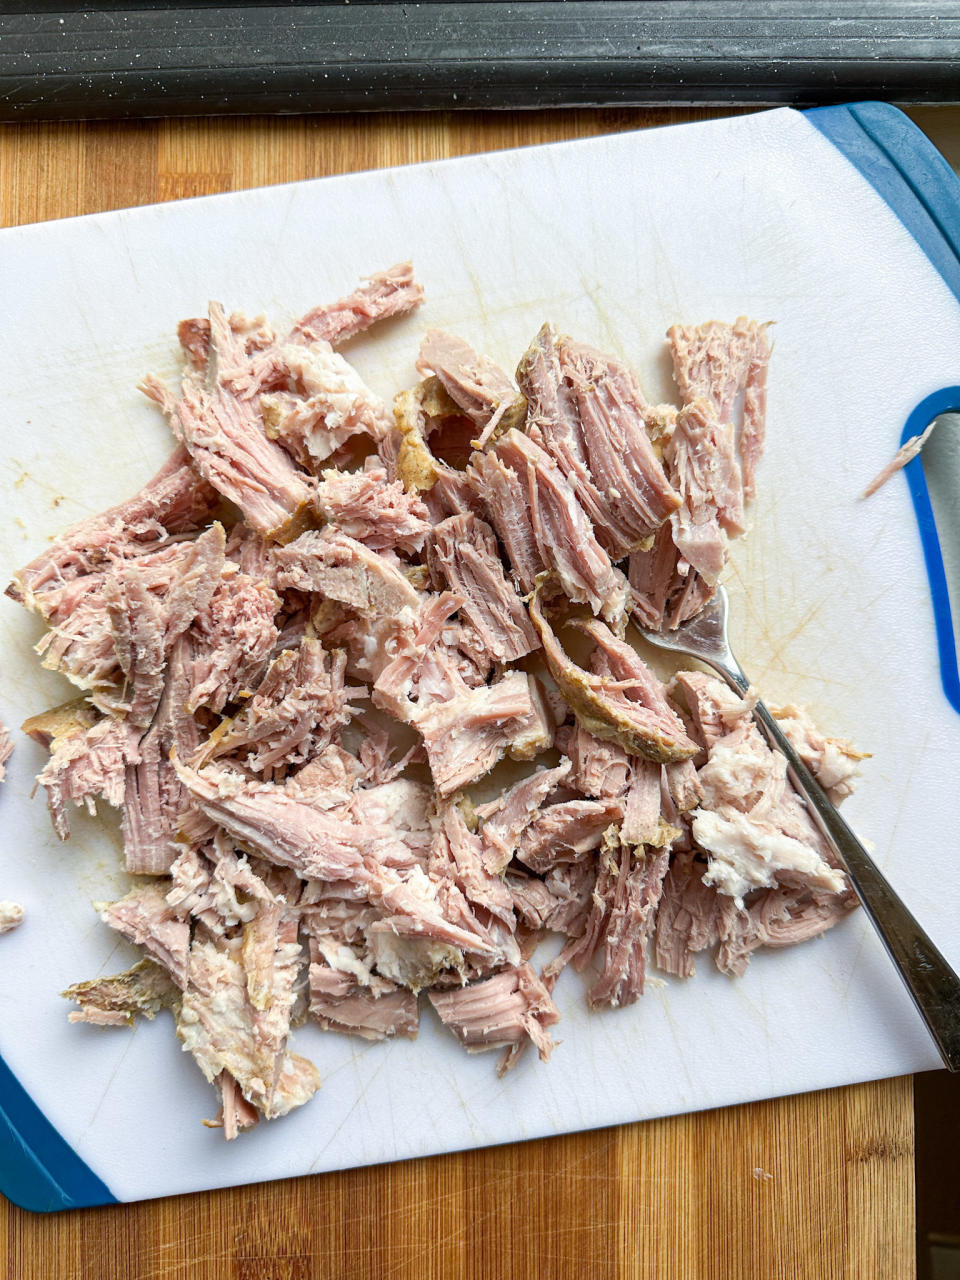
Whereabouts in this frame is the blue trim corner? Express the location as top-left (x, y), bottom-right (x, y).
top-left (900, 390), bottom-right (960, 717)
top-left (807, 101), bottom-right (960, 308)
top-left (808, 103), bottom-right (960, 714)
top-left (0, 1052), bottom-right (115, 1212)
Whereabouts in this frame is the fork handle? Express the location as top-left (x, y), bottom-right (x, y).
top-left (713, 659), bottom-right (960, 1072)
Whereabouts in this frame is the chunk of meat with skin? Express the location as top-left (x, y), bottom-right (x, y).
top-left (261, 341), bottom-right (392, 469)
top-left (308, 943), bottom-right (419, 1040)
top-left (668, 316), bottom-right (772, 501)
top-left (314, 464), bottom-right (431, 555)
top-left (389, 377), bottom-right (488, 525)
top-left (275, 527), bottom-right (421, 615)
top-left (516, 324), bottom-right (681, 557)
top-left (62, 959), bottom-right (180, 1027)
top-left (663, 758), bottom-right (703, 814)
top-left (141, 368), bottom-right (313, 542)
top-left (428, 962), bottom-right (560, 1069)
top-left (475, 761), bottom-right (573, 873)
top-left (516, 798), bottom-right (624, 875)
top-left (98, 883), bottom-right (191, 989)
top-left (194, 638), bottom-right (366, 774)
top-left (185, 570), bottom-right (281, 713)
top-left (0, 721), bottom-right (11, 783)
top-left (416, 329), bottom-right (526, 448)
top-left (291, 262), bottom-right (424, 347)
top-left (492, 429), bottom-right (629, 627)
top-left (426, 513), bottom-right (538, 663)
top-left (6, 446), bottom-right (217, 611)
top-left (530, 589), bottom-right (698, 765)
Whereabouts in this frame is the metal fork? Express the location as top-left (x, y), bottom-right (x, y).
top-left (637, 585), bottom-right (960, 1071)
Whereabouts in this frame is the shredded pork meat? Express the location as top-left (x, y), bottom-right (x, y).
top-left (11, 276), bottom-right (864, 1140)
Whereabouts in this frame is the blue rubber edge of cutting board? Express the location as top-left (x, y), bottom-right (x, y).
top-left (2, 99), bottom-right (960, 1216)
top-left (808, 102), bottom-right (960, 715)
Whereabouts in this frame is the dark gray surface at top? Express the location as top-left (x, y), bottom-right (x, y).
top-left (2, 2), bottom-right (960, 120)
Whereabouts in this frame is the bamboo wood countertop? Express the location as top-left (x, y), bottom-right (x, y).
top-left (0, 109), bottom-right (915, 1280)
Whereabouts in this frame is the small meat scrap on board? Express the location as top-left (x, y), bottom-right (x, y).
top-left (389, 374), bottom-right (488, 525)
top-left (0, 902), bottom-right (24, 935)
top-left (861, 420), bottom-right (936, 499)
top-left (516, 324), bottom-right (681, 557)
top-left (416, 329), bottom-right (526, 448)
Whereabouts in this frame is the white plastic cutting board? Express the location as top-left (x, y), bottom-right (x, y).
top-left (0, 106), bottom-right (957, 1205)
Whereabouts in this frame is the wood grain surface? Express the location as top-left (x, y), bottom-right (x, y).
top-left (0, 108), bottom-right (915, 1280)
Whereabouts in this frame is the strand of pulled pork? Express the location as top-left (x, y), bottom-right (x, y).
top-left (9, 273), bottom-right (860, 1141)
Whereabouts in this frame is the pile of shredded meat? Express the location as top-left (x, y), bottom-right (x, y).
top-left (6, 263), bottom-right (865, 1139)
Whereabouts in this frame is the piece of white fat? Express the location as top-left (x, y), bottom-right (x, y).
top-left (691, 809), bottom-right (844, 907)
top-left (0, 901), bottom-right (24, 934)
top-left (365, 931), bottom-right (464, 993)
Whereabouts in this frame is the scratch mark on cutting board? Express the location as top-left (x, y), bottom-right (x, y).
top-left (307, 1055), bottom-right (390, 1170)
top-left (75, 1022), bottom-right (142, 1138)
